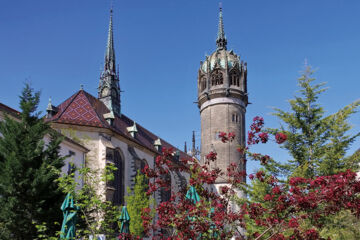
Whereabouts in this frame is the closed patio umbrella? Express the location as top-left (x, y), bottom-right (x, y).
top-left (60, 193), bottom-right (79, 239)
top-left (119, 206), bottom-right (130, 234)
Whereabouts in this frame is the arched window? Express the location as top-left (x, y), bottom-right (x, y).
top-left (230, 71), bottom-right (240, 87)
top-left (106, 148), bottom-right (125, 206)
top-left (211, 70), bottom-right (223, 86)
top-left (200, 77), bottom-right (207, 91)
top-left (161, 173), bottom-right (171, 202)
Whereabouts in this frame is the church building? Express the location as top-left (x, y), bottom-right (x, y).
top-left (44, 8), bottom-right (187, 205)
top-left (0, 5), bottom-right (248, 207)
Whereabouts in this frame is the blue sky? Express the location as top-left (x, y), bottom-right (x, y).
top-left (1, 0), bottom-right (360, 174)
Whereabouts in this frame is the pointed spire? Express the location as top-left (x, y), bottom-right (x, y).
top-left (216, 3), bottom-right (227, 50)
top-left (192, 131), bottom-right (196, 156)
top-left (184, 141), bottom-right (187, 153)
top-left (98, 6), bottom-right (121, 116)
top-left (105, 7), bottom-right (116, 73)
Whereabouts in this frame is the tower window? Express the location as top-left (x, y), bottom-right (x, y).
top-left (232, 114), bottom-right (235, 122)
top-left (230, 72), bottom-right (240, 87)
top-left (211, 70), bottom-right (223, 86)
top-left (201, 77), bottom-right (207, 91)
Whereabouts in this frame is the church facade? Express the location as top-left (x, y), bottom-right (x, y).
top-left (1, 5), bottom-right (247, 207)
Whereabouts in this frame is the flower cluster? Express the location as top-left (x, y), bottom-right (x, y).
top-left (218, 131), bottom-right (236, 143)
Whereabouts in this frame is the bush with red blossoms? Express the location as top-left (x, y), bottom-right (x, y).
top-left (117, 116), bottom-right (360, 240)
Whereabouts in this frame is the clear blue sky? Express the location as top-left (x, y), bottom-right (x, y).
top-left (1, 0), bottom-right (360, 174)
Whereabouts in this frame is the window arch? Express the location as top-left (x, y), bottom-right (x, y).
top-left (230, 71), bottom-right (240, 87)
top-left (211, 70), bottom-right (223, 86)
top-left (200, 77), bottom-right (207, 91)
top-left (160, 173), bottom-right (171, 202)
top-left (106, 148), bottom-right (125, 206)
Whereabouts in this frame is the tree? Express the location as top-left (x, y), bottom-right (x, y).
top-left (257, 65), bottom-right (360, 239)
top-left (125, 171), bottom-right (152, 237)
top-left (137, 129), bottom-right (360, 240)
top-left (0, 84), bottom-right (66, 240)
top-left (55, 162), bottom-right (121, 239)
top-left (269, 65), bottom-right (360, 178)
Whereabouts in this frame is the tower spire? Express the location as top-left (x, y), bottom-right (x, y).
top-left (98, 6), bottom-right (121, 116)
top-left (105, 7), bottom-right (116, 73)
top-left (216, 3), bottom-right (227, 50)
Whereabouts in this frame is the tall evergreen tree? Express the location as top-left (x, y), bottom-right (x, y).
top-left (248, 65), bottom-right (360, 239)
top-left (269, 65), bottom-right (360, 178)
top-left (0, 84), bottom-right (66, 240)
top-left (125, 171), bottom-right (151, 238)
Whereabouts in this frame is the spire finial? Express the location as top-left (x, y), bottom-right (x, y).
top-left (105, 5), bottom-right (116, 73)
top-left (46, 97), bottom-right (52, 111)
top-left (216, 2), bottom-right (227, 50)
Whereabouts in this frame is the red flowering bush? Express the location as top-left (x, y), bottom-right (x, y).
top-left (118, 116), bottom-right (360, 240)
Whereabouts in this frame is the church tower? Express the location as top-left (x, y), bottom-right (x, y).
top-left (98, 8), bottom-right (121, 116)
top-left (198, 6), bottom-right (248, 183)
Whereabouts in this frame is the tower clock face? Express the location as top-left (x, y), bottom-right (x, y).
top-left (101, 87), bottom-right (110, 97)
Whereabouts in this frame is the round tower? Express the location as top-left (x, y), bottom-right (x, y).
top-left (198, 6), bottom-right (248, 183)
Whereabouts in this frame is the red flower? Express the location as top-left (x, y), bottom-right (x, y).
top-left (275, 132), bottom-right (287, 144)
top-left (288, 218), bottom-right (299, 228)
top-left (249, 174), bottom-right (254, 180)
top-left (258, 132), bottom-right (268, 143)
top-left (206, 151), bottom-right (217, 161)
top-left (264, 194), bottom-right (273, 201)
top-left (228, 132), bottom-right (236, 141)
top-left (272, 186), bottom-right (281, 194)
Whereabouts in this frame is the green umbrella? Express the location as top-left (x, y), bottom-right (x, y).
top-left (60, 193), bottom-right (79, 239)
top-left (209, 207), bottom-right (218, 238)
top-left (185, 186), bottom-right (200, 204)
top-left (119, 206), bottom-right (131, 234)
top-left (185, 186), bottom-right (201, 239)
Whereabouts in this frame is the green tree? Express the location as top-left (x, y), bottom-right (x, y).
top-left (55, 161), bottom-right (121, 239)
top-left (269, 65), bottom-right (360, 178)
top-left (0, 84), bottom-right (66, 240)
top-left (125, 171), bottom-right (151, 237)
top-left (247, 64), bottom-right (360, 239)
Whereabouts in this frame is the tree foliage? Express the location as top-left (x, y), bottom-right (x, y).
top-left (269, 65), bottom-right (360, 178)
top-left (57, 163), bottom-right (121, 239)
top-left (0, 84), bottom-right (66, 239)
top-left (125, 170), bottom-right (152, 237)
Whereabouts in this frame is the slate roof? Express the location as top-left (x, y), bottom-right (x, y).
top-left (47, 90), bottom-right (188, 157)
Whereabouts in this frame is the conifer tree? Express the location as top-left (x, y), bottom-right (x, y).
top-left (0, 84), bottom-right (66, 240)
top-left (248, 65), bottom-right (360, 239)
top-left (269, 65), bottom-right (360, 178)
top-left (125, 171), bottom-right (151, 237)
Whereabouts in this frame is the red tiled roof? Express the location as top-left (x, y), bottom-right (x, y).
top-left (48, 90), bottom-right (188, 158)
top-left (0, 103), bottom-right (20, 116)
top-left (0, 102), bottom-right (88, 152)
